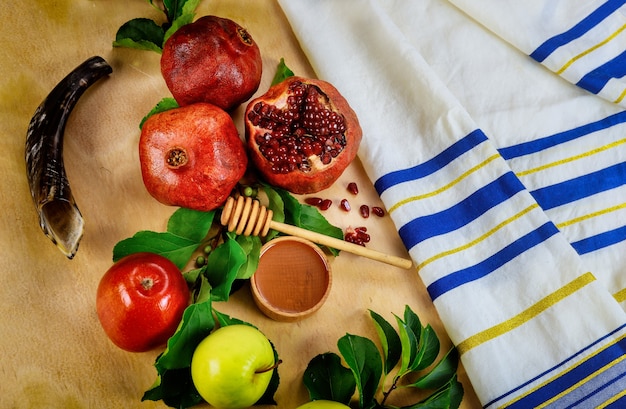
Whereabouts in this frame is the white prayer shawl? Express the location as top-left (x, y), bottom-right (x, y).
top-left (278, 1), bottom-right (626, 407)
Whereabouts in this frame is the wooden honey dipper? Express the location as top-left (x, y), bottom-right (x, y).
top-left (220, 196), bottom-right (414, 269)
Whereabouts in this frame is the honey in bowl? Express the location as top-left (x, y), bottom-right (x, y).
top-left (250, 236), bottom-right (332, 322)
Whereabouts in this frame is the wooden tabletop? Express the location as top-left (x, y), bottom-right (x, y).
top-left (0, 1), bottom-right (480, 407)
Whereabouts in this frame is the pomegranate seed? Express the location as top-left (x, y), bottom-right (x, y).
top-left (340, 199), bottom-right (351, 212)
top-left (355, 226), bottom-right (367, 233)
top-left (305, 197), bottom-right (323, 206)
top-left (318, 199), bottom-right (333, 211)
top-left (344, 232), bottom-right (364, 246)
top-left (359, 205), bottom-right (370, 218)
top-left (357, 230), bottom-right (371, 243)
top-left (347, 182), bottom-right (359, 195)
top-left (372, 206), bottom-right (385, 217)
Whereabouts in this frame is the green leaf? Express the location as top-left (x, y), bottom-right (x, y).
top-left (412, 324), bottom-right (440, 371)
top-left (402, 387), bottom-right (450, 409)
top-left (403, 376), bottom-right (463, 409)
top-left (271, 58), bottom-right (295, 86)
top-left (155, 298), bottom-right (215, 372)
top-left (203, 233), bottom-right (247, 301)
top-left (142, 367), bottom-right (203, 409)
top-left (449, 376), bottom-right (465, 409)
top-left (271, 185), bottom-right (299, 224)
top-left (182, 266), bottom-right (202, 286)
top-left (113, 18), bottom-right (164, 52)
top-left (269, 185), bottom-right (343, 255)
top-left (112, 231), bottom-right (198, 270)
top-left (262, 184), bottom-right (286, 241)
top-left (112, 37), bottom-right (163, 53)
top-left (140, 97), bottom-right (179, 129)
top-left (166, 207), bottom-right (214, 242)
top-left (395, 314), bottom-right (419, 377)
top-left (303, 352), bottom-right (356, 404)
top-left (409, 347), bottom-right (459, 390)
top-left (213, 309), bottom-right (249, 328)
top-left (163, 0), bottom-right (201, 42)
top-left (369, 310), bottom-right (402, 375)
top-left (234, 234), bottom-right (262, 279)
top-left (191, 272), bottom-right (212, 304)
top-left (163, 0), bottom-right (197, 22)
top-left (299, 204), bottom-right (343, 256)
top-left (404, 305), bottom-right (422, 344)
top-left (337, 334), bottom-right (382, 409)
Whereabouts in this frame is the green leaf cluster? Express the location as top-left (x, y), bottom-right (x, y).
top-left (113, 0), bottom-right (202, 53)
top-left (112, 184), bottom-right (342, 408)
top-left (303, 306), bottom-right (464, 409)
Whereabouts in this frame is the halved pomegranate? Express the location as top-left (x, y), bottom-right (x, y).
top-left (244, 76), bottom-right (362, 194)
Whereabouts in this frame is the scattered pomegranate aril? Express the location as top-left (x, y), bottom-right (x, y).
top-left (344, 226), bottom-right (370, 247)
top-left (305, 197), bottom-right (323, 206)
top-left (372, 206), bottom-right (385, 217)
top-left (347, 182), bottom-right (359, 195)
top-left (340, 199), bottom-right (351, 212)
top-left (359, 204), bottom-right (370, 218)
top-left (318, 199), bottom-right (333, 211)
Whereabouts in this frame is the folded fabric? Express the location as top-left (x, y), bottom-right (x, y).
top-left (451, 0), bottom-right (626, 107)
top-left (278, 0), bottom-right (626, 407)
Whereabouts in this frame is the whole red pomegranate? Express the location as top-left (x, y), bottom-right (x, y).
top-left (96, 252), bottom-right (189, 352)
top-left (161, 15), bottom-right (262, 111)
top-left (139, 103), bottom-right (248, 211)
top-left (245, 76), bottom-right (362, 194)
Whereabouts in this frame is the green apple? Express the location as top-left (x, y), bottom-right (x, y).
top-left (190, 324), bottom-right (275, 409)
top-left (296, 400), bottom-right (351, 409)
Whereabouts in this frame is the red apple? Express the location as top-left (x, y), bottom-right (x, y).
top-left (96, 252), bottom-right (189, 352)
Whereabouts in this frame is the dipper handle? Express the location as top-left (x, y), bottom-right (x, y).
top-left (220, 196), bottom-right (414, 270)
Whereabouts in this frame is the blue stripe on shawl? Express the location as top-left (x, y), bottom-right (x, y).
top-left (374, 129), bottom-right (488, 194)
top-left (398, 171), bottom-right (525, 249)
top-left (577, 49), bottom-right (626, 94)
top-left (499, 111), bottom-right (626, 160)
top-left (572, 225), bottom-right (626, 254)
top-left (530, 0), bottom-right (626, 62)
top-left (484, 324), bottom-right (626, 408)
top-left (530, 161), bottom-right (626, 211)
top-left (426, 222), bottom-right (559, 301)
top-left (507, 335), bottom-right (626, 409)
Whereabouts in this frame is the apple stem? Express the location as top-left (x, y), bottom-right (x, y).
top-left (255, 359), bottom-right (283, 374)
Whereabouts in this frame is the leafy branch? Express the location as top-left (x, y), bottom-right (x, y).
top-left (303, 305), bottom-right (464, 409)
top-left (113, 0), bottom-right (202, 53)
top-left (112, 183), bottom-right (342, 408)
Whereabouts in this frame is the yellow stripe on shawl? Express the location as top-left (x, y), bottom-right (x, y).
top-left (417, 203), bottom-right (539, 271)
top-left (613, 287), bottom-right (626, 303)
top-left (557, 202), bottom-right (626, 229)
top-left (556, 24), bottom-right (626, 75)
top-left (457, 272), bottom-right (596, 355)
top-left (534, 354), bottom-right (626, 408)
top-left (388, 153), bottom-right (500, 214)
top-left (515, 138), bottom-right (626, 178)
top-left (597, 386), bottom-right (626, 408)
top-left (614, 88), bottom-right (626, 104)
top-left (501, 333), bottom-right (626, 408)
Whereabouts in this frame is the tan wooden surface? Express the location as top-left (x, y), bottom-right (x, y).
top-left (0, 1), bottom-right (481, 408)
